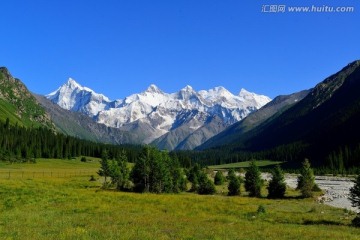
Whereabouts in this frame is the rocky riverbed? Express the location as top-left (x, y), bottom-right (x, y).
top-left (228, 171), bottom-right (358, 212)
top-left (284, 174), bottom-right (357, 213)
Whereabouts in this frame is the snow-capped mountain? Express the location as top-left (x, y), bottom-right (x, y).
top-left (46, 78), bottom-right (271, 149)
top-left (46, 78), bottom-right (113, 117)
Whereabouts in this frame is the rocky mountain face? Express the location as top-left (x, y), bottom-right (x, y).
top-left (47, 79), bottom-right (271, 149)
top-left (199, 89), bottom-right (311, 149)
top-left (34, 94), bottom-right (140, 144)
top-left (0, 67), bottom-right (53, 129)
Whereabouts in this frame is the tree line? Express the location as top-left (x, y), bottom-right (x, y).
top-left (0, 118), bottom-right (142, 162)
top-left (98, 147), bottom-right (320, 200)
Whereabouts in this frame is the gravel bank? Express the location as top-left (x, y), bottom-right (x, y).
top-left (261, 173), bottom-right (358, 213)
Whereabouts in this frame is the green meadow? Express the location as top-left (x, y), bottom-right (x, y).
top-left (1, 159), bottom-right (360, 239)
top-left (208, 160), bottom-right (283, 170)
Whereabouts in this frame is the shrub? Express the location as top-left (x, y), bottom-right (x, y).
top-left (257, 205), bottom-right (266, 214)
top-left (352, 215), bottom-right (360, 227)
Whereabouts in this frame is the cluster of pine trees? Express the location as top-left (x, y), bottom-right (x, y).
top-left (99, 146), bottom-right (188, 194)
top-left (99, 149), bottom-right (319, 200)
top-left (0, 118), bottom-right (141, 162)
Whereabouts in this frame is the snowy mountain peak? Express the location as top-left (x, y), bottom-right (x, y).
top-left (145, 84), bottom-right (163, 94)
top-left (46, 78), bottom-right (111, 116)
top-left (181, 85), bottom-right (194, 91)
top-left (47, 80), bottom-right (271, 148)
top-left (66, 78), bottom-right (81, 89)
top-left (239, 88), bottom-right (272, 108)
top-left (238, 88), bottom-right (250, 96)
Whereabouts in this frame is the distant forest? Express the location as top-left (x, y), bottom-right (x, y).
top-left (0, 118), bottom-right (142, 163)
top-left (1, 117), bottom-right (359, 174)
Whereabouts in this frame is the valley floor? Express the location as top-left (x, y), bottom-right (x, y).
top-left (0, 159), bottom-right (360, 239)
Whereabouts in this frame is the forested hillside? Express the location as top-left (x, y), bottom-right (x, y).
top-left (196, 60), bottom-right (360, 172)
top-left (0, 118), bottom-right (141, 163)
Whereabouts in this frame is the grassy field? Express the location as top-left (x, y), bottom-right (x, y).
top-left (1, 159), bottom-right (360, 239)
top-left (208, 160), bottom-right (283, 170)
top-left (0, 158), bottom-right (100, 179)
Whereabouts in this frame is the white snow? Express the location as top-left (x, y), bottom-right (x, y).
top-left (47, 80), bottom-right (272, 140)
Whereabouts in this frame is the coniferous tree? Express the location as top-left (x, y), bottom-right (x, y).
top-left (131, 146), bottom-right (183, 193)
top-left (214, 171), bottom-right (225, 185)
top-left (349, 174), bottom-right (360, 210)
top-left (131, 146), bottom-right (152, 192)
top-left (188, 164), bottom-right (201, 192)
top-left (98, 150), bottom-right (111, 187)
top-left (226, 168), bottom-right (236, 181)
top-left (297, 159), bottom-right (315, 198)
top-left (197, 171), bottom-right (216, 195)
top-left (245, 161), bottom-right (262, 197)
top-left (267, 165), bottom-right (286, 199)
top-left (349, 174), bottom-right (360, 227)
top-left (109, 151), bottom-right (130, 190)
top-left (168, 155), bottom-right (187, 192)
top-left (228, 169), bottom-right (242, 196)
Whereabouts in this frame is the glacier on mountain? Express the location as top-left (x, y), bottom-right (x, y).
top-left (46, 78), bottom-right (271, 148)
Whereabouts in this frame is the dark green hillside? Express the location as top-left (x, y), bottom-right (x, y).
top-left (199, 90), bottom-right (310, 149)
top-left (198, 60), bottom-right (360, 170)
top-left (0, 118), bottom-right (142, 162)
top-left (0, 67), bottom-right (53, 128)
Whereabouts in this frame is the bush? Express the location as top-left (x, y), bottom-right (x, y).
top-left (81, 156), bottom-right (87, 162)
top-left (352, 215), bottom-right (360, 227)
top-left (257, 205), bottom-right (266, 214)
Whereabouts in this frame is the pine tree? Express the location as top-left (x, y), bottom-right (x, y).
top-left (349, 174), bottom-right (360, 227)
top-left (98, 150), bottom-right (111, 187)
top-left (227, 168), bottom-right (236, 181)
top-left (197, 171), bottom-right (216, 195)
top-left (267, 165), bottom-right (286, 199)
top-left (245, 161), bottom-right (262, 197)
top-left (349, 174), bottom-right (360, 210)
top-left (214, 171), bottom-right (225, 185)
top-left (131, 146), bottom-right (182, 193)
top-left (297, 159), bottom-right (315, 198)
top-left (228, 169), bottom-right (242, 196)
top-left (108, 151), bottom-right (130, 190)
top-left (188, 164), bottom-right (201, 192)
top-left (131, 146), bottom-right (152, 192)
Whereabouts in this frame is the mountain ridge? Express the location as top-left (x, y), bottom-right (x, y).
top-left (198, 60), bottom-right (360, 168)
top-left (47, 79), bottom-right (271, 149)
top-left (0, 67), bottom-right (53, 129)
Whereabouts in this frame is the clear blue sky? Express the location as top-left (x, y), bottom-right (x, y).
top-left (0, 0), bottom-right (359, 99)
